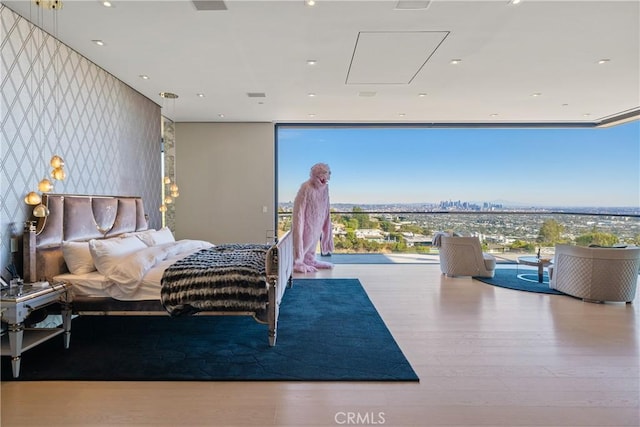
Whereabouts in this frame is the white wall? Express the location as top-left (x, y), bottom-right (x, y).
top-left (174, 122), bottom-right (275, 244)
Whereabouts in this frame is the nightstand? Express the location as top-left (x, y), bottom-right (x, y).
top-left (1, 282), bottom-right (72, 378)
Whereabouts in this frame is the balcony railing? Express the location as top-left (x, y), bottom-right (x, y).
top-left (277, 210), bottom-right (640, 262)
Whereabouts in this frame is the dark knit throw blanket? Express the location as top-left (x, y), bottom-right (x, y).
top-left (161, 243), bottom-right (272, 317)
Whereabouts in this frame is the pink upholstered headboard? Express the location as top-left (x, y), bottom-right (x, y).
top-left (24, 194), bottom-right (148, 282)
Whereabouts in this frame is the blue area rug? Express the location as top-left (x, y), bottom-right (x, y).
top-left (473, 268), bottom-right (565, 295)
top-left (1, 279), bottom-right (418, 382)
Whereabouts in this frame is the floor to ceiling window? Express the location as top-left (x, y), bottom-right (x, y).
top-left (276, 122), bottom-right (640, 254)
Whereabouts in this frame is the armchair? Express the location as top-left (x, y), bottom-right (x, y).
top-left (549, 244), bottom-right (640, 303)
top-left (439, 236), bottom-right (496, 278)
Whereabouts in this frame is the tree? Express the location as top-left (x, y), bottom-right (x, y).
top-left (575, 231), bottom-right (618, 247)
top-left (510, 239), bottom-right (536, 252)
top-left (398, 223), bottom-right (424, 235)
top-left (343, 217), bottom-right (358, 231)
top-left (352, 206), bottom-right (373, 229)
top-left (537, 219), bottom-right (564, 244)
top-left (390, 233), bottom-right (408, 252)
top-left (379, 220), bottom-right (395, 233)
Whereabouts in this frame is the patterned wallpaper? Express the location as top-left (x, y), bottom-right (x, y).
top-left (0, 5), bottom-right (162, 279)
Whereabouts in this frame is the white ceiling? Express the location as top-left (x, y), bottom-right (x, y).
top-left (3, 0), bottom-right (640, 125)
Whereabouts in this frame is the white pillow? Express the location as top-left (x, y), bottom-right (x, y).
top-left (89, 236), bottom-right (148, 275)
top-left (62, 241), bottom-right (96, 275)
top-left (120, 229), bottom-right (156, 240)
top-left (153, 227), bottom-right (175, 245)
top-left (137, 227), bottom-right (175, 247)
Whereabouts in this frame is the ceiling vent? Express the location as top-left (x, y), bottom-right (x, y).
top-left (192, 1), bottom-right (227, 11)
top-left (395, 1), bottom-right (431, 10)
top-left (247, 92), bottom-right (266, 98)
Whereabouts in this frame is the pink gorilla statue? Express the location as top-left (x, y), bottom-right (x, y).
top-left (292, 163), bottom-right (334, 273)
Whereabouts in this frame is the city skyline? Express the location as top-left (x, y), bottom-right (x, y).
top-left (277, 122), bottom-right (640, 208)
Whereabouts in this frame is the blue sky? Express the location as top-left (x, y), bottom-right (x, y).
top-left (277, 121), bottom-right (640, 208)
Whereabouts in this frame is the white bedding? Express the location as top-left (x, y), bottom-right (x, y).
top-left (55, 239), bottom-right (213, 301)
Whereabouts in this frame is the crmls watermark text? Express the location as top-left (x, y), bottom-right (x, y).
top-left (334, 411), bottom-right (386, 425)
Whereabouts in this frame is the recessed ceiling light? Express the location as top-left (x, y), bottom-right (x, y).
top-left (418, 93), bottom-right (427, 97)
top-left (490, 113), bottom-right (499, 117)
top-left (450, 59), bottom-right (462, 64)
top-left (597, 59), bottom-right (610, 64)
top-left (307, 59), bottom-right (317, 65)
top-left (196, 93), bottom-right (205, 98)
top-left (139, 74), bottom-right (149, 80)
top-left (92, 40), bottom-right (105, 46)
top-left (583, 113), bottom-right (591, 117)
top-left (305, 0), bottom-right (316, 6)
top-left (218, 113), bottom-right (225, 118)
top-left (398, 113), bottom-right (406, 117)
top-left (102, 1), bottom-right (113, 7)
top-left (531, 92), bottom-right (542, 97)
top-left (510, 0), bottom-right (521, 5)
top-left (308, 113), bottom-right (316, 117)
top-left (307, 93), bottom-right (316, 97)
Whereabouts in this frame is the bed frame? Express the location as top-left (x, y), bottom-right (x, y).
top-left (23, 194), bottom-right (293, 346)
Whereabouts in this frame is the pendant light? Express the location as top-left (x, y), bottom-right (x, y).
top-left (38, 177), bottom-right (54, 192)
top-left (24, 192), bottom-right (42, 206)
top-left (32, 203), bottom-right (50, 218)
top-left (23, 0), bottom-right (66, 218)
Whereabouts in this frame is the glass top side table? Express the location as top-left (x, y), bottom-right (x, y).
top-left (1, 282), bottom-right (72, 378)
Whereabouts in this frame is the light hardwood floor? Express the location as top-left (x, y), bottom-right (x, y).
top-left (1, 264), bottom-right (638, 427)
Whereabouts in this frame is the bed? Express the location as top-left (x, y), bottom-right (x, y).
top-left (23, 194), bottom-right (293, 346)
